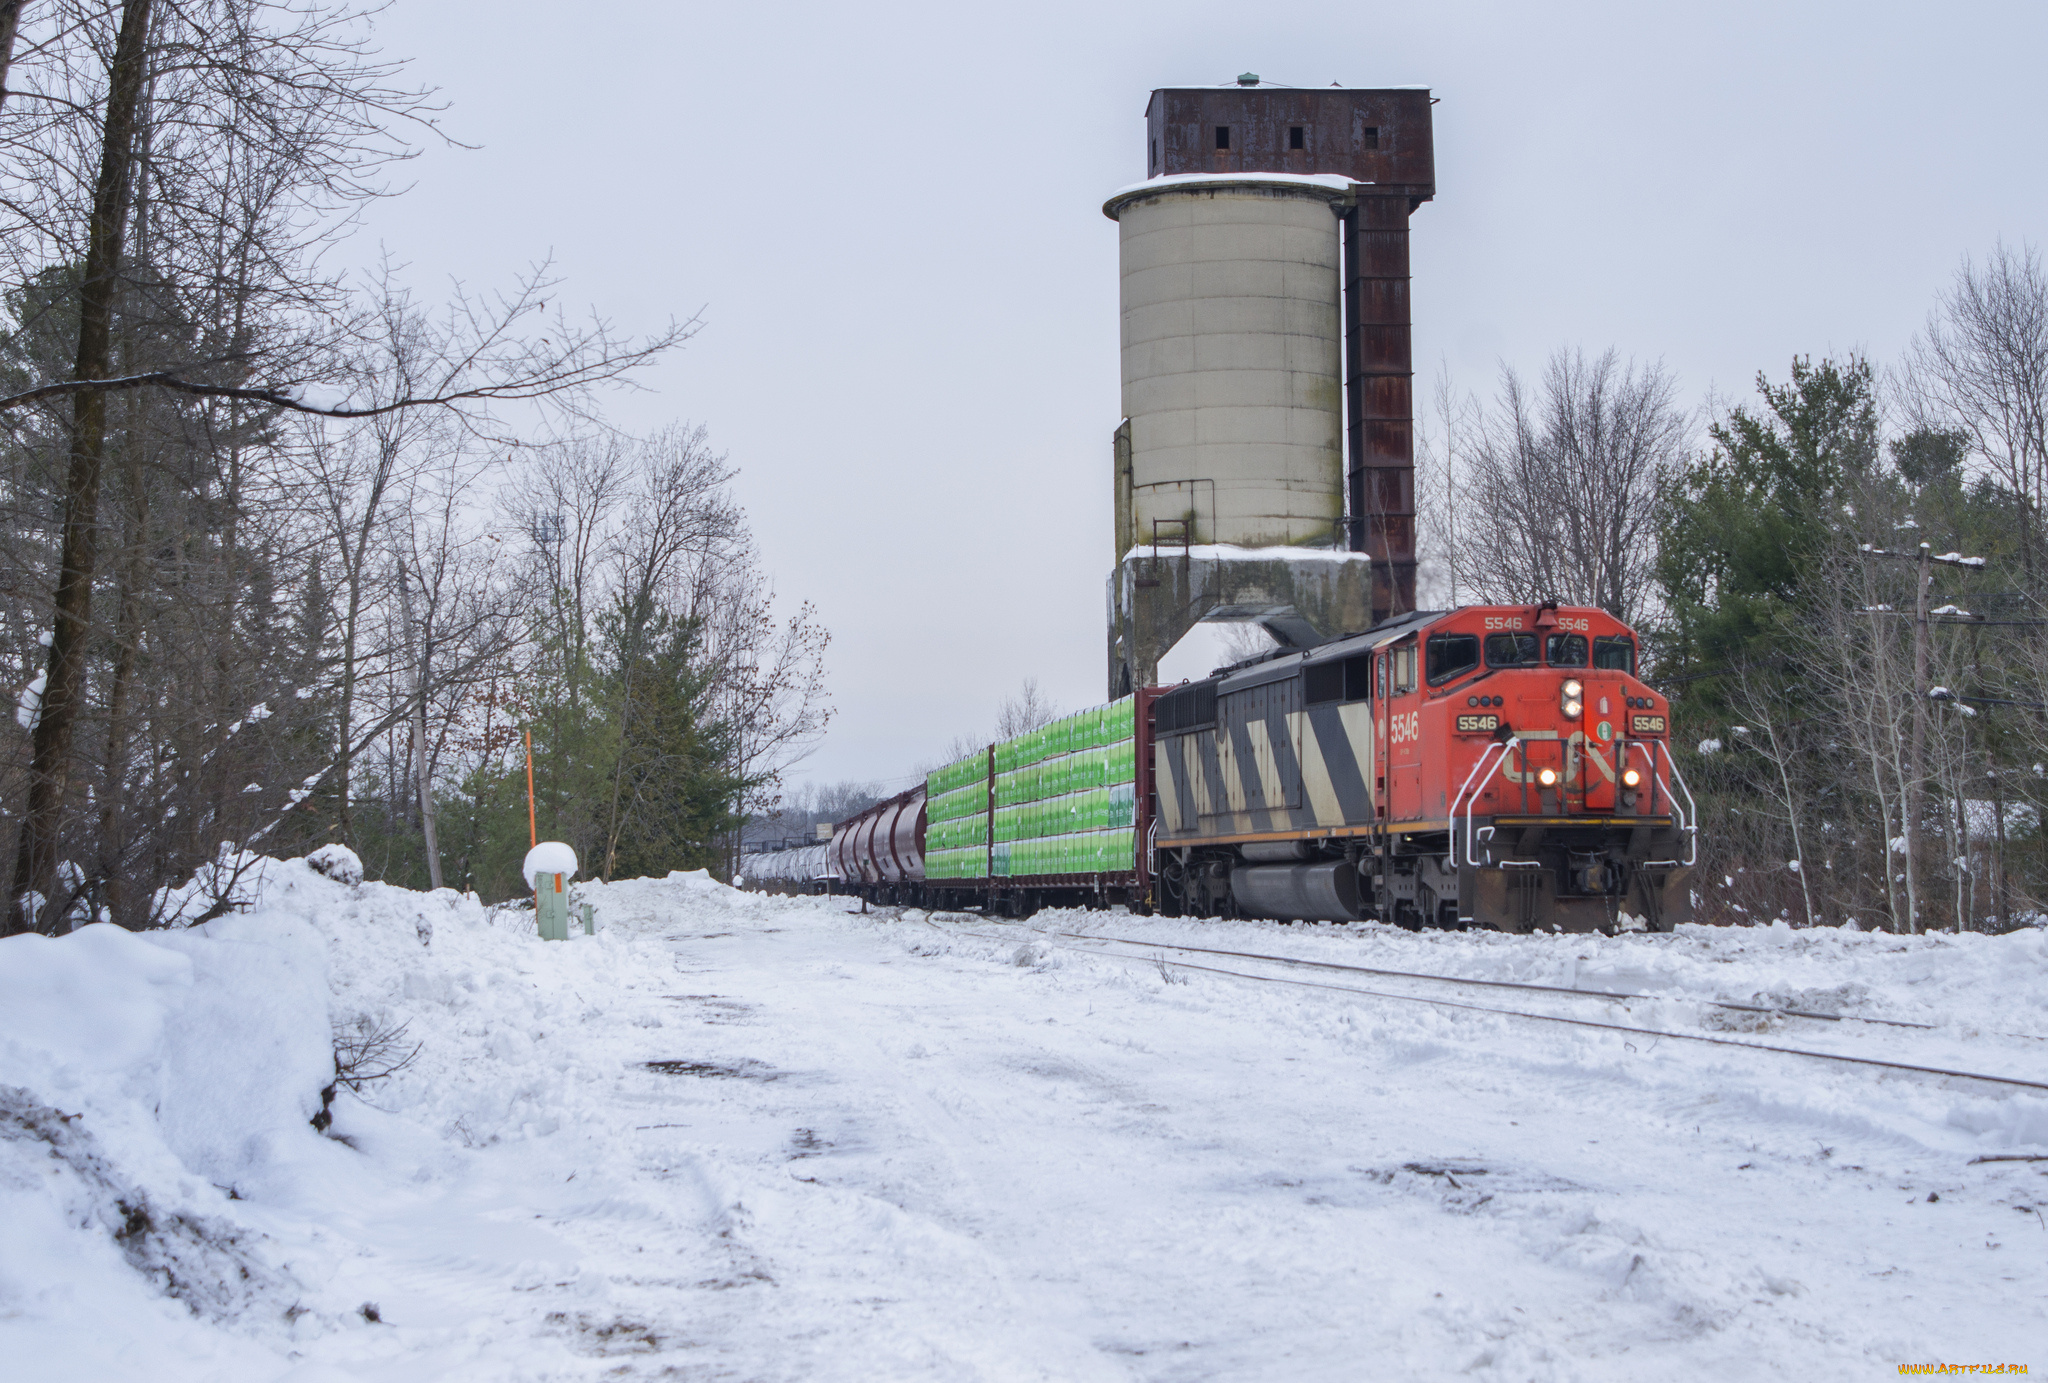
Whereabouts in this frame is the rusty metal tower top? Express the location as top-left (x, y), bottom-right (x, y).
top-left (1142, 82), bottom-right (1437, 198)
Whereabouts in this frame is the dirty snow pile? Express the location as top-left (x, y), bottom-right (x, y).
top-left (1, 857), bottom-right (2045, 1381)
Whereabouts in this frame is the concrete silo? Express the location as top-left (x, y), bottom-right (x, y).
top-left (1113, 177), bottom-right (1349, 552)
top-left (1106, 79), bottom-right (1435, 698)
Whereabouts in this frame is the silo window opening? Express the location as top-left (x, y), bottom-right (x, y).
top-left (1288, 126), bottom-right (1305, 150)
top-left (1363, 126), bottom-right (1380, 149)
top-left (1215, 125), bottom-right (1231, 150)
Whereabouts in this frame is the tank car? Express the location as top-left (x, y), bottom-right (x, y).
top-left (736, 839), bottom-right (838, 895)
top-left (826, 784), bottom-right (928, 906)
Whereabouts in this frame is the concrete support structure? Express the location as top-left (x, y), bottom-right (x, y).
top-left (1107, 544), bottom-right (1375, 698)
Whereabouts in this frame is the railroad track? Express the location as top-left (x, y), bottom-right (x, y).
top-left (911, 911), bottom-right (2048, 1095)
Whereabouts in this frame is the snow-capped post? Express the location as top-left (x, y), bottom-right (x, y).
top-left (523, 842), bottom-right (578, 942)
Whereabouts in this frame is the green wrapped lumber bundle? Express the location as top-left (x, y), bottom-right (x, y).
top-left (927, 781), bottom-right (988, 824)
top-left (927, 753), bottom-right (987, 797)
top-left (926, 697), bottom-right (1139, 882)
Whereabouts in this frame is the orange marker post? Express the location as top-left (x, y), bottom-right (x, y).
top-left (525, 728), bottom-right (537, 848)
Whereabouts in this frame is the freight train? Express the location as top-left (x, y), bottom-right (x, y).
top-left (740, 602), bottom-right (1697, 932)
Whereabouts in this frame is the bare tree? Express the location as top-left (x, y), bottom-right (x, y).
top-left (1726, 667), bottom-right (1819, 928)
top-left (1211, 622), bottom-right (1275, 667)
top-left (1416, 365), bottom-right (1479, 607)
top-left (598, 426), bottom-right (743, 879)
top-left (0, 4), bottom-right (690, 931)
top-left (1452, 349), bottom-right (1689, 627)
top-left (994, 678), bottom-right (1059, 740)
top-left (749, 778), bottom-right (883, 847)
top-left (1901, 243), bottom-right (2048, 579)
top-left (522, 432), bottom-right (629, 713)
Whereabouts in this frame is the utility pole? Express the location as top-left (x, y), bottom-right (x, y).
top-left (1859, 540), bottom-right (1986, 932)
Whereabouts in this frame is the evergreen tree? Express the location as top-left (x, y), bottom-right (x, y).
top-left (1654, 355), bottom-right (1880, 701)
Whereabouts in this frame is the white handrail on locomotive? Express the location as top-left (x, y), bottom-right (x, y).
top-left (1622, 738), bottom-right (1699, 867)
top-left (1449, 735), bottom-right (1515, 869)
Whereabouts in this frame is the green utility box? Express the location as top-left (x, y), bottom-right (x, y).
top-left (536, 869), bottom-right (571, 941)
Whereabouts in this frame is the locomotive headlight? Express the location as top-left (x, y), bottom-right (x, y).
top-left (1562, 679), bottom-right (1583, 699)
top-left (1561, 678), bottom-right (1584, 718)
top-left (1621, 767), bottom-right (1642, 788)
top-left (1537, 767), bottom-right (1559, 787)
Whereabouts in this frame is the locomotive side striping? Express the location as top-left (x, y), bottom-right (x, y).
top-left (1297, 712), bottom-right (1345, 825)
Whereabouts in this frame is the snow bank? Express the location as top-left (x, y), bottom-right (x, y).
top-left (7, 855), bottom-right (2045, 1375)
top-left (0, 908), bottom-right (334, 1376)
top-left (305, 842), bottom-right (362, 885)
top-left (0, 914), bottom-right (331, 1188)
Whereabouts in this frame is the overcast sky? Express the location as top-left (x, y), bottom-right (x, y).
top-left (352, 0), bottom-right (2048, 795)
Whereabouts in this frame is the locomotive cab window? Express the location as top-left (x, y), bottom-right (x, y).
top-left (1391, 644), bottom-right (1417, 694)
top-left (1593, 635), bottom-right (1636, 673)
top-left (1426, 632), bottom-right (1479, 685)
top-left (1546, 633), bottom-right (1588, 667)
top-left (1485, 632), bottom-right (1539, 667)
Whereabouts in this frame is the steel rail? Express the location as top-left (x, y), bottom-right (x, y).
top-left (1122, 953), bottom-right (2048, 1093)
top-left (1031, 926), bottom-right (1952, 1032)
top-left (919, 915), bottom-right (2048, 1093)
top-left (1068, 926), bottom-right (2048, 1044)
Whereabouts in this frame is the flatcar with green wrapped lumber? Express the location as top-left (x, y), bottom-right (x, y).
top-left (825, 694), bottom-right (1155, 914)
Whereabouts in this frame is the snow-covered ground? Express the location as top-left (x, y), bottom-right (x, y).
top-left (3, 859), bottom-right (2045, 1380)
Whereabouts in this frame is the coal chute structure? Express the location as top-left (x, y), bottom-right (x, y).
top-left (1106, 78), bottom-right (1435, 698)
